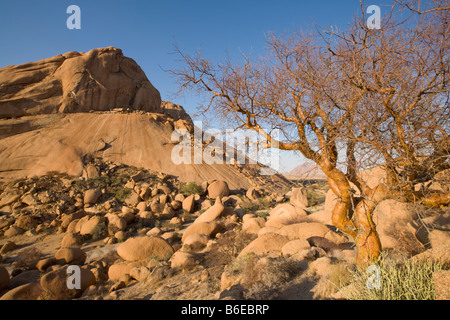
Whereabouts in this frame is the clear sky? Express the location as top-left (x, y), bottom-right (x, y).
top-left (0, 0), bottom-right (392, 172)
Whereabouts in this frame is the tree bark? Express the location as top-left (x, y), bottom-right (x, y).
top-left (323, 164), bottom-right (388, 269)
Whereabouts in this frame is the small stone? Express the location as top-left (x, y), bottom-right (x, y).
top-left (130, 171), bottom-right (145, 182)
top-left (4, 226), bottom-right (24, 237)
top-left (129, 266), bottom-right (151, 282)
top-left (136, 201), bottom-right (148, 212)
top-left (125, 191), bottom-right (140, 207)
top-left (171, 200), bottom-right (182, 210)
top-left (0, 241), bottom-right (16, 254)
top-left (61, 233), bottom-right (83, 248)
top-left (182, 194), bottom-right (195, 213)
top-left (84, 189), bottom-right (102, 204)
top-left (183, 234), bottom-right (210, 251)
top-left (146, 227), bottom-right (162, 236)
top-left (85, 165), bottom-right (100, 179)
top-left (109, 281), bottom-right (126, 292)
top-left (36, 258), bottom-right (57, 272)
top-left (246, 187), bottom-right (261, 201)
top-left (170, 251), bottom-right (196, 270)
top-left (115, 231), bottom-right (127, 242)
top-left (54, 247), bottom-right (86, 265)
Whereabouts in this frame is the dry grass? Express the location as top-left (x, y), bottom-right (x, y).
top-left (226, 254), bottom-right (302, 300)
top-left (312, 262), bottom-right (353, 299)
top-left (342, 254), bottom-right (446, 300)
top-left (213, 229), bottom-right (256, 265)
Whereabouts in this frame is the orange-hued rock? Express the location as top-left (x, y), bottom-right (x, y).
top-left (117, 236), bottom-right (174, 262)
top-left (0, 112), bottom-right (273, 188)
top-left (0, 47), bottom-right (161, 117)
top-left (0, 48), bottom-right (291, 191)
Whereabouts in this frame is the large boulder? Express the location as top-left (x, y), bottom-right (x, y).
top-left (106, 213), bottom-right (127, 234)
top-left (276, 222), bottom-right (346, 244)
top-left (124, 191), bottom-right (141, 207)
top-left (290, 186), bottom-right (308, 209)
top-left (182, 194), bottom-right (196, 213)
top-left (15, 215), bottom-right (38, 230)
top-left (0, 241), bottom-right (16, 254)
top-left (83, 189), bottom-right (102, 205)
top-left (0, 47), bottom-right (161, 117)
top-left (183, 234), bottom-right (210, 250)
top-left (358, 166), bottom-right (386, 189)
top-left (39, 266), bottom-right (95, 300)
top-left (107, 260), bottom-right (146, 282)
top-left (303, 210), bottom-right (332, 226)
top-left (9, 270), bottom-right (40, 290)
top-left (60, 233), bottom-right (83, 248)
top-left (0, 282), bottom-right (42, 300)
top-left (207, 181), bottom-right (230, 199)
top-left (324, 189), bottom-right (338, 213)
top-left (266, 203), bottom-right (307, 228)
top-left (429, 230), bottom-right (450, 264)
top-left (35, 258), bottom-right (57, 272)
top-left (194, 202), bottom-right (226, 224)
top-left (54, 247), bottom-right (86, 265)
top-left (170, 251), bottom-right (197, 270)
top-left (3, 226), bottom-right (24, 237)
top-left (246, 187), bottom-right (261, 201)
top-left (238, 233), bottom-right (289, 258)
top-left (0, 192), bottom-right (20, 208)
top-left (181, 222), bottom-right (223, 243)
top-left (79, 215), bottom-right (106, 237)
top-left (242, 217), bottom-right (266, 235)
top-left (116, 236), bottom-right (174, 262)
top-left (281, 239), bottom-right (311, 256)
top-left (372, 200), bottom-right (419, 250)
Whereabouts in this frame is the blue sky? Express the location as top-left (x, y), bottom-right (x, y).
top-left (0, 0), bottom-right (390, 172)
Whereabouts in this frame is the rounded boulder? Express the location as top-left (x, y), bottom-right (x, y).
top-left (117, 236), bottom-right (174, 262)
top-left (207, 181), bottom-right (230, 199)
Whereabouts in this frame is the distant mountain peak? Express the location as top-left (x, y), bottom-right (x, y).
top-left (283, 162), bottom-right (326, 179)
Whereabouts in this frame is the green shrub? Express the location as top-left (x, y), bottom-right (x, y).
top-left (181, 182), bottom-right (202, 196)
top-left (115, 188), bottom-right (132, 202)
top-left (72, 179), bottom-right (88, 192)
top-left (306, 189), bottom-right (326, 207)
top-left (91, 222), bottom-right (107, 240)
top-left (240, 197), bottom-right (273, 213)
top-left (257, 211), bottom-right (270, 218)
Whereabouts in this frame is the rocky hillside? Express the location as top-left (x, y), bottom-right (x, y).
top-left (0, 48), bottom-right (448, 301)
top-left (0, 48), bottom-right (291, 190)
top-left (0, 159), bottom-right (448, 300)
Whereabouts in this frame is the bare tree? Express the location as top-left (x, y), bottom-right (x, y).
top-left (395, 0), bottom-right (450, 14)
top-left (170, 1), bottom-right (449, 268)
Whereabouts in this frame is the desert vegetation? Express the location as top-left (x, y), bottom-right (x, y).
top-left (171, 0), bottom-right (449, 269)
top-left (0, 0), bottom-right (448, 302)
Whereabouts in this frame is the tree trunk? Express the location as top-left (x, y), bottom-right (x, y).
top-left (324, 167), bottom-right (387, 269)
top-left (352, 185), bottom-right (388, 269)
